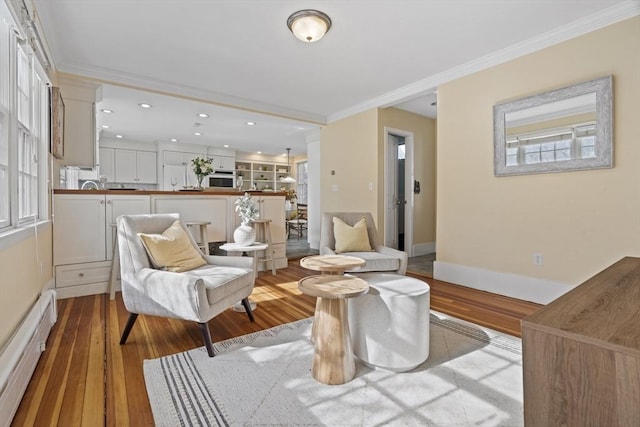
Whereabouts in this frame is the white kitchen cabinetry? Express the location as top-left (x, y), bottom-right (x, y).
top-left (99, 147), bottom-right (115, 182)
top-left (115, 149), bottom-right (157, 184)
top-left (152, 195), bottom-right (229, 244)
top-left (208, 155), bottom-right (235, 171)
top-left (53, 193), bottom-right (151, 298)
top-left (162, 150), bottom-right (206, 189)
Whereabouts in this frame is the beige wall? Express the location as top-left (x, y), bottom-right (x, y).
top-left (436, 17), bottom-right (640, 288)
top-left (378, 107), bottom-right (437, 246)
top-left (320, 109), bottom-right (380, 221)
top-left (0, 225), bottom-right (54, 349)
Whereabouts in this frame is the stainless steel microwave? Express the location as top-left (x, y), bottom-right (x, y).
top-left (209, 173), bottom-right (235, 188)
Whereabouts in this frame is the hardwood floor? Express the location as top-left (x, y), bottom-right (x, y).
top-left (12, 262), bottom-right (541, 426)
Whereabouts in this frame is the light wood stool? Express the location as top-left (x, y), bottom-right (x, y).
top-left (253, 219), bottom-right (276, 275)
top-left (184, 221), bottom-right (211, 255)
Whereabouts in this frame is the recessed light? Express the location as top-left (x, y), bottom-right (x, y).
top-left (223, 144), bottom-right (229, 148)
top-left (197, 113), bottom-right (209, 118)
top-left (101, 125), bottom-right (110, 129)
top-left (101, 109), bottom-right (114, 114)
top-left (170, 138), bottom-right (178, 142)
top-left (138, 103), bottom-right (152, 109)
top-left (194, 132), bottom-right (201, 136)
top-left (115, 134), bottom-right (124, 139)
top-left (257, 151), bottom-right (262, 154)
top-left (246, 121), bottom-right (256, 126)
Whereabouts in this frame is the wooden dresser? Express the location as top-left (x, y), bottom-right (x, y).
top-left (521, 257), bottom-right (640, 426)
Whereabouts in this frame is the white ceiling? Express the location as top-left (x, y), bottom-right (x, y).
top-left (31, 0), bottom-right (636, 156)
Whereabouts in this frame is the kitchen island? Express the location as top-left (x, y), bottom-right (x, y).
top-left (53, 189), bottom-right (286, 298)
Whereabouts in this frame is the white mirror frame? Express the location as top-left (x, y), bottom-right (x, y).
top-left (494, 75), bottom-right (613, 176)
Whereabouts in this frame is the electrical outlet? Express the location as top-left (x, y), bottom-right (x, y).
top-left (533, 253), bottom-right (543, 266)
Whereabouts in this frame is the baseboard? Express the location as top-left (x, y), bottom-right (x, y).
top-left (412, 242), bottom-right (435, 257)
top-left (0, 288), bottom-right (57, 427)
top-left (433, 261), bottom-right (574, 304)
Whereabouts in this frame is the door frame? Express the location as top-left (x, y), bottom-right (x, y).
top-left (383, 126), bottom-right (414, 256)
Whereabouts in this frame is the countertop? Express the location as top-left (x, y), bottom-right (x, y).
top-left (53, 189), bottom-right (286, 196)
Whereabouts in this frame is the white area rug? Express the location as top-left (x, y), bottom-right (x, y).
top-left (144, 312), bottom-right (523, 426)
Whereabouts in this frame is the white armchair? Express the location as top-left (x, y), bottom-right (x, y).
top-left (117, 213), bottom-right (256, 357)
top-left (320, 212), bottom-right (408, 275)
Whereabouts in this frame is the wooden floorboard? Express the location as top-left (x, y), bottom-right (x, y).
top-left (12, 261), bottom-right (541, 426)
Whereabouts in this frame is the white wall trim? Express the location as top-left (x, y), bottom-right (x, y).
top-left (327, 0), bottom-right (640, 123)
top-left (0, 220), bottom-right (51, 252)
top-left (433, 261), bottom-right (575, 305)
top-left (413, 242), bottom-right (435, 257)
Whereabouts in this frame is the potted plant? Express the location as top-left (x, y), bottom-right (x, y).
top-left (191, 157), bottom-right (213, 189)
top-left (233, 192), bottom-right (259, 245)
top-left (284, 189), bottom-right (297, 210)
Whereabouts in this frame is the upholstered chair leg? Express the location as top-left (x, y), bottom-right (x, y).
top-left (198, 322), bottom-right (215, 357)
top-left (120, 313), bottom-right (139, 345)
top-left (241, 297), bottom-right (255, 322)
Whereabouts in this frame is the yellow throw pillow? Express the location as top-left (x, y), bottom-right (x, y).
top-left (333, 216), bottom-right (373, 253)
top-left (138, 221), bottom-right (206, 272)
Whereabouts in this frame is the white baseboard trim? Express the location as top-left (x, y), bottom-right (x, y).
top-left (433, 261), bottom-right (575, 304)
top-left (412, 242), bottom-right (435, 257)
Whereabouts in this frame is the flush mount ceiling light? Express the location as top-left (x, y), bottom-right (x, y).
top-left (287, 9), bottom-right (332, 43)
top-left (101, 109), bottom-right (114, 114)
top-left (197, 113), bottom-right (209, 118)
top-left (138, 103), bottom-right (152, 109)
top-left (280, 148), bottom-right (296, 183)
top-left (246, 121), bottom-right (256, 126)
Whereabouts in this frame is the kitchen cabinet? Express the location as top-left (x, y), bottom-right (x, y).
top-left (115, 149), bottom-right (157, 184)
top-left (162, 150), bottom-right (206, 189)
top-left (152, 195), bottom-right (229, 244)
top-left (208, 155), bottom-right (235, 171)
top-left (53, 193), bottom-right (151, 298)
top-left (99, 147), bottom-right (115, 182)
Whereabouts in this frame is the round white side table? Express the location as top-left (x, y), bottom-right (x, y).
top-left (219, 242), bottom-right (268, 312)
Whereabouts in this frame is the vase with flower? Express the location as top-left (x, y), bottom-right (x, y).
top-left (233, 192), bottom-right (259, 245)
top-left (284, 188), bottom-right (297, 211)
top-left (191, 156), bottom-right (213, 190)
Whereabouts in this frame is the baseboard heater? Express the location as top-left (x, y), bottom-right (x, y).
top-left (0, 289), bottom-right (57, 427)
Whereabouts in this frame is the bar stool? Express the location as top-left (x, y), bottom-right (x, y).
top-left (184, 221), bottom-right (211, 255)
top-left (253, 219), bottom-right (276, 275)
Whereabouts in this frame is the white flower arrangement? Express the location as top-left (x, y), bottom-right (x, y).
top-left (191, 157), bottom-right (214, 177)
top-left (234, 192), bottom-right (259, 225)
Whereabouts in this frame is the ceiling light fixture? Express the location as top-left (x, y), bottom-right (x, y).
top-left (194, 132), bottom-right (201, 136)
top-left (287, 9), bottom-right (332, 43)
top-left (170, 138), bottom-right (178, 142)
top-left (101, 125), bottom-right (110, 129)
top-left (115, 134), bottom-right (124, 139)
top-left (280, 148), bottom-right (296, 183)
top-left (197, 113), bottom-right (209, 118)
top-left (101, 109), bottom-right (114, 114)
top-left (246, 121), bottom-right (256, 126)
top-left (138, 103), bottom-right (152, 109)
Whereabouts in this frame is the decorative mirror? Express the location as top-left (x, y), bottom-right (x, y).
top-left (493, 76), bottom-right (613, 176)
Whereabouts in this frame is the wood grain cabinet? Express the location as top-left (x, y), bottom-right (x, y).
top-left (521, 257), bottom-right (640, 426)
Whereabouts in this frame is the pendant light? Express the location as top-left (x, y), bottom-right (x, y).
top-left (280, 148), bottom-right (296, 183)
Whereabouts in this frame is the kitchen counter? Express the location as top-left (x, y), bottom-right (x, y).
top-left (53, 189), bottom-right (286, 196)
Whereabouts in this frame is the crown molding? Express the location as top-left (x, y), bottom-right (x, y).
top-left (56, 64), bottom-right (328, 126)
top-left (327, 0), bottom-right (640, 123)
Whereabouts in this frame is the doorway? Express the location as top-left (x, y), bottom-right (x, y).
top-left (384, 127), bottom-right (414, 256)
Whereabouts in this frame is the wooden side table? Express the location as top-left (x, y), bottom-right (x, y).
top-left (298, 274), bottom-right (369, 385)
top-left (300, 254), bottom-right (366, 275)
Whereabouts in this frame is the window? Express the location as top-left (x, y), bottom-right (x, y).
top-left (0, 13), bottom-right (50, 234)
top-left (296, 161), bottom-right (308, 204)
